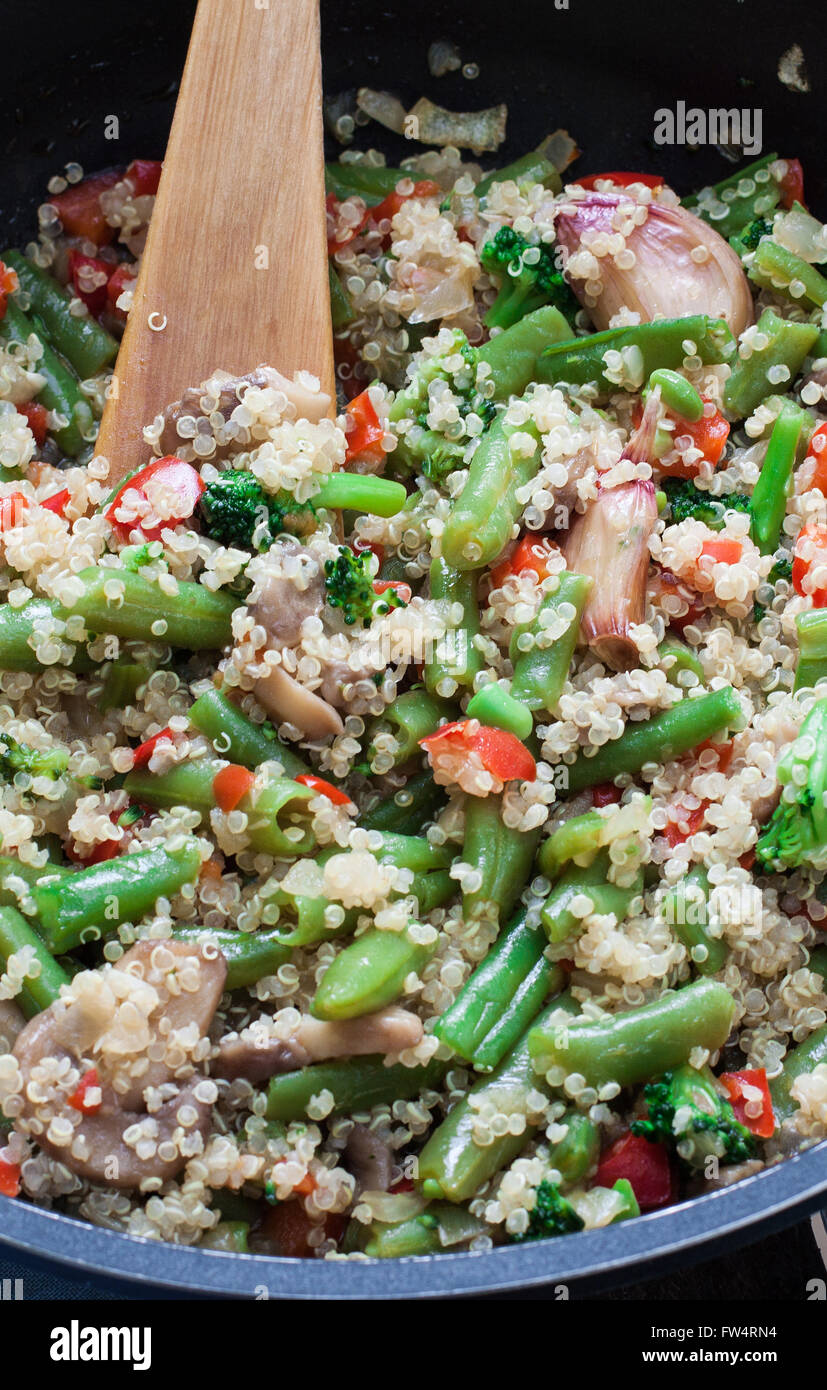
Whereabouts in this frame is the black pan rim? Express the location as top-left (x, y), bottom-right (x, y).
top-left (0, 1137), bottom-right (824, 1298)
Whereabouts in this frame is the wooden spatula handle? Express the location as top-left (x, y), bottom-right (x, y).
top-left (96, 0), bottom-right (334, 482)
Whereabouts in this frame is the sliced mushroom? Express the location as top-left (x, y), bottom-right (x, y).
top-left (253, 664), bottom-right (344, 740)
top-left (12, 939), bottom-right (226, 1188)
top-left (0, 1000), bottom-right (26, 1053)
top-left (214, 1006), bottom-right (424, 1081)
top-left (703, 1158), bottom-right (764, 1190)
top-left (248, 547), bottom-right (326, 649)
top-left (157, 365), bottom-right (332, 461)
top-left (344, 1123), bottom-right (394, 1192)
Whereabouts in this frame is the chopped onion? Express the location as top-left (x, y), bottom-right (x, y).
top-left (358, 1188), bottom-right (426, 1223)
top-left (554, 192), bottom-right (754, 334)
top-left (773, 205), bottom-right (827, 265)
top-left (324, 90), bottom-right (358, 146)
top-left (536, 129), bottom-right (580, 173)
top-left (356, 88), bottom-right (408, 136)
top-left (428, 39), bottom-right (462, 78)
top-left (407, 97), bottom-right (507, 153)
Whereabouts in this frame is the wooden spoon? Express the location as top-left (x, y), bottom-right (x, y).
top-left (96, 0), bottom-right (334, 483)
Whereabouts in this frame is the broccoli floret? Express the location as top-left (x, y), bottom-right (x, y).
top-left (756, 697), bottom-right (827, 869)
top-left (0, 733), bottom-right (68, 783)
top-left (324, 545), bottom-right (407, 629)
top-left (198, 471), bottom-right (312, 551)
top-left (480, 226), bottom-right (579, 331)
top-left (388, 327), bottom-right (498, 480)
top-left (121, 542), bottom-right (165, 572)
top-left (663, 478), bottom-right (751, 531)
top-left (769, 555), bottom-right (793, 584)
top-left (510, 1180), bottom-right (584, 1243)
top-left (730, 216), bottom-right (774, 258)
top-left (632, 1064), bottom-right (756, 1169)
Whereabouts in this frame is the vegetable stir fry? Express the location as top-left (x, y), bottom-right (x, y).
top-left (0, 138), bottom-right (827, 1261)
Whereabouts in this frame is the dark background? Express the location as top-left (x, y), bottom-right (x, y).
top-left (0, 0), bottom-right (823, 1298)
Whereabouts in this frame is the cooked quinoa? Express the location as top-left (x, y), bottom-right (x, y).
top-left (0, 143), bottom-right (825, 1259)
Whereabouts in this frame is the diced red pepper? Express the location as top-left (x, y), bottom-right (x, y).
top-left (125, 159), bottom-right (163, 197)
top-left (68, 1067), bottom-right (102, 1115)
top-left (778, 158), bottom-right (805, 211)
top-left (804, 422), bottom-right (827, 496)
top-left (65, 835), bottom-right (121, 866)
top-left (104, 455), bottom-right (205, 540)
top-left (352, 536), bottom-right (385, 568)
top-left (0, 1158), bottom-right (21, 1198)
top-left (388, 1176), bottom-right (415, 1194)
top-left (131, 726), bottom-right (174, 768)
top-left (574, 171), bottom-right (664, 191)
top-left (739, 849), bottom-right (756, 871)
top-left (660, 400), bottom-right (730, 478)
top-left (40, 488), bottom-right (70, 517)
top-left (327, 180), bottom-right (441, 255)
top-left (420, 719), bottom-right (537, 783)
top-left (656, 567), bottom-right (706, 633)
top-left (0, 492), bottom-right (28, 532)
top-left (19, 401), bottom-right (49, 447)
top-left (720, 1068), bottom-right (775, 1139)
top-left (343, 389), bottom-right (386, 467)
top-left (0, 260), bottom-right (18, 322)
top-left (694, 738), bottom-right (734, 773)
top-left (258, 1199), bottom-right (346, 1258)
top-left (700, 537), bottom-right (742, 566)
top-left (106, 261), bottom-right (138, 320)
top-left (49, 170), bottom-right (122, 246)
top-left (490, 534), bottom-right (558, 589)
top-left (793, 522), bottom-right (827, 607)
top-left (595, 1131), bottom-right (674, 1211)
top-left (67, 249), bottom-right (112, 317)
top-left (213, 763), bottom-right (256, 814)
top-left (663, 797), bottom-right (710, 848)
top-left (292, 1173), bottom-right (317, 1197)
top-left (592, 782), bottom-right (622, 808)
top-left (294, 773), bottom-right (354, 807)
top-left (373, 579), bottom-right (412, 604)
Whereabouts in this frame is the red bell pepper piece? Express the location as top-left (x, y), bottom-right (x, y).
top-left (294, 773), bottom-right (354, 807)
top-left (0, 1158), bottom-right (21, 1198)
top-left (778, 158), bottom-right (805, 211)
top-left (804, 422), bottom-right (827, 496)
top-left (720, 1068), bottom-right (775, 1139)
top-left (126, 159), bottom-right (163, 197)
top-left (131, 726), bottom-right (174, 769)
top-left (106, 261), bottom-right (138, 320)
top-left (368, 179), bottom-right (442, 229)
top-left (491, 534), bottom-right (558, 589)
top-left (656, 567), bottom-right (706, 633)
top-left (0, 492), bottom-right (27, 532)
top-left (373, 579), bottom-right (412, 605)
top-left (663, 797), bottom-right (710, 848)
top-left (0, 260), bottom-right (18, 321)
top-left (40, 488), bottom-right (70, 517)
top-left (104, 455), bottom-right (205, 540)
top-left (574, 171), bottom-right (664, 191)
top-left (793, 522), bottom-right (827, 607)
top-left (49, 170), bottom-right (122, 246)
top-left (213, 764), bottom-right (256, 814)
top-left (595, 1131), bottom-right (674, 1211)
top-left (420, 720), bottom-right (537, 783)
top-left (344, 389), bottom-right (386, 467)
top-left (592, 782), bottom-right (622, 808)
top-left (68, 1067), bottom-right (102, 1115)
top-left (67, 249), bottom-right (111, 317)
top-left (18, 401), bottom-right (49, 447)
top-left (700, 537), bottom-right (742, 566)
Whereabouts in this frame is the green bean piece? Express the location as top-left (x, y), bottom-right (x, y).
top-left (465, 685), bottom-right (533, 741)
top-left (749, 238), bottom-right (827, 310)
top-left (0, 596), bottom-right (96, 674)
top-left (724, 309), bottom-right (818, 420)
top-left (476, 149), bottom-right (561, 200)
top-left (312, 924), bottom-right (436, 1020)
top-left (368, 688), bottom-right (455, 768)
top-left (3, 251), bottom-right (118, 379)
top-left (475, 305), bottom-right (574, 400)
top-left (0, 300), bottom-right (94, 457)
top-left (172, 926), bottom-right (292, 989)
top-left (417, 999), bottom-right (578, 1203)
top-left (0, 855), bottom-right (74, 912)
top-left (794, 609), bottom-right (827, 692)
top-left (541, 851), bottom-right (643, 944)
top-left (441, 410), bottom-right (543, 571)
top-left (201, 1221), bottom-right (250, 1253)
top-left (661, 866), bottom-right (728, 975)
top-left (328, 262), bottom-right (355, 328)
top-left (536, 316), bottom-right (735, 398)
top-left (98, 661), bottom-right (150, 713)
top-left (647, 368), bottom-right (704, 422)
top-left (124, 758), bottom-right (316, 859)
top-left (750, 406), bottom-right (806, 555)
top-left (69, 566), bottom-right (237, 651)
top-left (561, 685), bottom-right (743, 794)
top-left (529, 978), bottom-right (736, 1090)
top-left (365, 1214), bottom-right (442, 1259)
top-left (435, 905), bottom-right (560, 1066)
top-left (265, 1056), bottom-right (447, 1122)
top-left (359, 771), bottom-right (446, 834)
top-left (510, 570), bottom-right (593, 712)
top-left (31, 844), bottom-right (203, 954)
top-left (548, 1111), bottom-right (601, 1186)
top-left (769, 1022), bottom-right (827, 1123)
top-left (314, 472), bottom-right (407, 517)
top-left (461, 794), bottom-right (542, 925)
top-left (683, 154), bottom-right (782, 239)
top-left (0, 904), bottom-right (70, 1016)
top-left (424, 559), bottom-right (484, 694)
top-left (188, 686), bottom-right (309, 776)
top-left (537, 811), bottom-right (604, 878)
top-left (324, 163), bottom-right (411, 205)
top-left (807, 945), bottom-right (827, 987)
top-left (657, 637), bottom-right (705, 686)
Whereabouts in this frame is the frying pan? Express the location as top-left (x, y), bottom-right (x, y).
top-left (0, 0), bottom-right (824, 1298)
